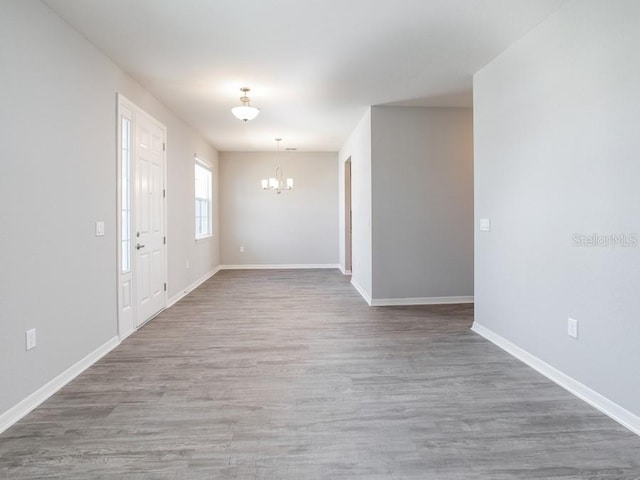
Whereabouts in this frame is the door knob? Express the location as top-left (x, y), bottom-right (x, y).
top-left (136, 243), bottom-right (145, 250)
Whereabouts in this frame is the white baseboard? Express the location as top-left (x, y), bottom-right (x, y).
top-left (371, 296), bottom-right (474, 306)
top-left (350, 279), bottom-right (372, 305)
top-left (219, 264), bottom-right (340, 270)
top-left (118, 326), bottom-right (135, 342)
top-left (338, 264), bottom-right (353, 275)
top-left (167, 266), bottom-right (221, 308)
top-left (0, 336), bottom-right (120, 435)
top-left (471, 322), bottom-right (640, 437)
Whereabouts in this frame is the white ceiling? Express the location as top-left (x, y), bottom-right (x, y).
top-left (43, 0), bottom-right (567, 152)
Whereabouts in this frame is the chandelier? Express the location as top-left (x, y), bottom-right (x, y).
top-left (262, 138), bottom-right (293, 194)
top-left (231, 87), bottom-right (260, 122)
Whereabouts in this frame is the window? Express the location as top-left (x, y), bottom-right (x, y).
top-left (195, 159), bottom-right (212, 239)
top-left (121, 116), bottom-right (131, 272)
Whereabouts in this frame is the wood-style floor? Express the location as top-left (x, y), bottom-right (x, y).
top-left (1, 269), bottom-right (639, 479)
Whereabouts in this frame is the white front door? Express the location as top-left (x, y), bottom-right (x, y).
top-left (134, 111), bottom-right (166, 326)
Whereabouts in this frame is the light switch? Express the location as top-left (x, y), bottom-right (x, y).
top-left (479, 218), bottom-right (491, 232)
top-left (26, 328), bottom-right (36, 350)
top-left (95, 221), bottom-right (105, 236)
top-left (568, 318), bottom-right (578, 339)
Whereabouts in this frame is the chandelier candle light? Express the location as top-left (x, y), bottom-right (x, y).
top-left (231, 87), bottom-right (260, 122)
top-left (262, 138), bottom-right (293, 194)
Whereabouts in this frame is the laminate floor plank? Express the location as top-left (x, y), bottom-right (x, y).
top-left (1, 269), bottom-right (639, 479)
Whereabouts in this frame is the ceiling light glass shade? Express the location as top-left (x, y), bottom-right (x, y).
top-left (231, 105), bottom-right (260, 122)
top-left (262, 173), bottom-right (293, 194)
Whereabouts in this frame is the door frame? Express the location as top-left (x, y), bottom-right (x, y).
top-left (344, 157), bottom-right (352, 274)
top-left (116, 93), bottom-right (168, 339)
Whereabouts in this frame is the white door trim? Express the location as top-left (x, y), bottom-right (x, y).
top-left (116, 93), bottom-right (167, 339)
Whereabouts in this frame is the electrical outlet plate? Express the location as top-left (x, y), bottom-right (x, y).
top-left (568, 318), bottom-right (578, 339)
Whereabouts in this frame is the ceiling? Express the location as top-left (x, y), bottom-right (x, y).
top-left (43, 0), bottom-right (567, 152)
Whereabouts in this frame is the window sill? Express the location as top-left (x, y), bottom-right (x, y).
top-left (195, 234), bottom-right (214, 243)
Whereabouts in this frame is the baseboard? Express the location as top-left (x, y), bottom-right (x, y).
top-left (338, 264), bottom-right (353, 275)
top-left (219, 264), bottom-right (340, 270)
top-left (118, 326), bottom-right (135, 342)
top-left (350, 279), bottom-right (372, 305)
top-left (0, 336), bottom-right (120, 435)
top-left (371, 296), bottom-right (474, 306)
top-left (471, 322), bottom-right (640, 437)
top-left (167, 266), bottom-right (221, 308)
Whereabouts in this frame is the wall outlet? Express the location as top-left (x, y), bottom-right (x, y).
top-left (567, 317), bottom-right (578, 339)
top-left (479, 218), bottom-right (491, 231)
top-left (95, 221), bottom-right (105, 236)
top-left (26, 328), bottom-right (37, 350)
top-left (239, 246), bottom-right (245, 253)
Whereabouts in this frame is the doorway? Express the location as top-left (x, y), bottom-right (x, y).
top-left (344, 158), bottom-right (352, 274)
top-left (117, 94), bottom-right (167, 339)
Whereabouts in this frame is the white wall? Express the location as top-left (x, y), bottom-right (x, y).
top-left (339, 109), bottom-right (373, 300)
top-left (219, 151), bottom-right (338, 266)
top-left (371, 106), bottom-right (474, 301)
top-left (474, 0), bottom-right (640, 418)
top-left (0, 0), bottom-right (219, 419)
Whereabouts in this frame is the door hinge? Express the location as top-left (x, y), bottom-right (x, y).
top-left (163, 189), bottom-right (166, 198)
top-left (163, 142), bottom-right (166, 152)
top-left (163, 236), bottom-right (166, 245)
top-left (164, 282), bottom-right (167, 292)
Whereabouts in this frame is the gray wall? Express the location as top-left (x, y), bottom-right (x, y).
top-left (474, 0), bottom-right (640, 416)
top-left (371, 106), bottom-right (474, 300)
top-left (339, 109), bottom-right (373, 298)
top-left (0, 1), bottom-right (219, 417)
top-left (166, 134), bottom-right (220, 300)
top-left (220, 152), bottom-right (338, 266)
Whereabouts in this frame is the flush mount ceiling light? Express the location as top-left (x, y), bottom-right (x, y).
top-left (231, 87), bottom-right (260, 122)
top-left (262, 138), bottom-right (293, 194)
